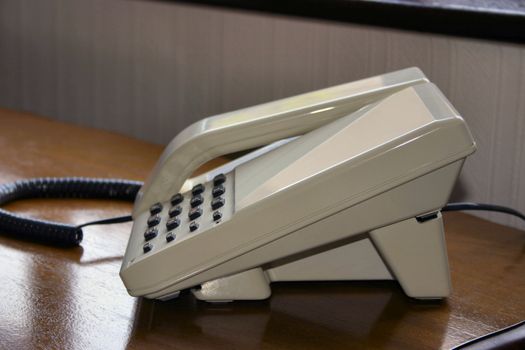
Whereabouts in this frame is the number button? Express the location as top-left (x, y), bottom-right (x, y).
top-left (191, 184), bottom-right (205, 196)
top-left (147, 214), bottom-right (161, 227)
top-left (189, 221), bottom-right (199, 232)
top-left (169, 205), bottom-right (182, 218)
top-left (212, 185), bottom-right (225, 198)
top-left (144, 227), bottom-right (158, 241)
top-left (170, 193), bottom-right (183, 205)
top-left (150, 202), bottom-right (163, 215)
top-left (189, 207), bottom-right (202, 220)
top-left (213, 173), bottom-right (226, 186)
top-left (166, 218), bottom-right (180, 230)
top-left (213, 211), bottom-right (222, 222)
top-left (143, 242), bottom-right (153, 253)
top-left (190, 195), bottom-right (203, 208)
top-left (166, 232), bottom-right (176, 243)
top-left (211, 197), bottom-right (225, 210)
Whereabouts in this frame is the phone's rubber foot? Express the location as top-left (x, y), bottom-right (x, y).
top-left (192, 267), bottom-right (271, 302)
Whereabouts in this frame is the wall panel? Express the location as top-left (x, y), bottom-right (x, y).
top-left (0, 0), bottom-right (524, 229)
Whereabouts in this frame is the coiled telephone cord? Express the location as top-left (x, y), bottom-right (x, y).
top-left (0, 177), bottom-right (142, 246)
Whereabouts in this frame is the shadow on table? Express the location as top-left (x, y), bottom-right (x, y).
top-left (125, 281), bottom-right (450, 349)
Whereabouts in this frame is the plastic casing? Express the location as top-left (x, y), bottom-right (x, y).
top-left (120, 68), bottom-right (476, 300)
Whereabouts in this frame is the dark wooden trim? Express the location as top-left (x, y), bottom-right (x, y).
top-left (151, 0), bottom-right (525, 44)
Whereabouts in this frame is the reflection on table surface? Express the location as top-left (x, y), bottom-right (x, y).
top-left (128, 282), bottom-right (448, 349)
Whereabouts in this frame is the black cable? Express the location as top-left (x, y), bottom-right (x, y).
top-left (451, 319), bottom-right (525, 349)
top-left (77, 215), bottom-right (134, 228)
top-left (444, 202), bottom-right (525, 349)
top-left (443, 202), bottom-right (525, 222)
top-left (0, 177), bottom-right (143, 246)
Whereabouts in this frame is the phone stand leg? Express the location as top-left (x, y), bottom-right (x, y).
top-left (369, 212), bottom-right (451, 299)
top-left (192, 267), bottom-right (271, 302)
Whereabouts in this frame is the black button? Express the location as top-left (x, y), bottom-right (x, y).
top-left (144, 227), bottom-right (158, 241)
top-left (188, 207), bottom-right (202, 220)
top-left (166, 232), bottom-right (176, 243)
top-left (143, 242), bottom-right (153, 253)
top-left (212, 185), bottom-right (225, 198)
top-left (211, 197), bottom-right (225, 210)
top-left (150, 202), bottom-right (163, 215)
top-left (170, 193), bottom-right (183, 205)
top-left (213, 173), bottom-right (226, 186)
top-left (190, 195), bottom-right (203, 208)
top-left (213, 211), bottom-right (222, 221)
top-left (189, 221), bottom-right (199, 232)
top-left (169, 205), bottom-right (182, 218)
top-left (166, 218), bottom-right (180, 230)
top-left (147, 214), bottom-right (161, 227)
top-left (192, 184), bottom-right (205, 196)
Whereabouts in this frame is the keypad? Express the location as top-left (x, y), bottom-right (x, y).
top-left (138, 172), bottom-right (231, 256)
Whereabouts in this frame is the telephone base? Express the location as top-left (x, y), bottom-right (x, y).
top-left (191, 214), bottom-right (450, 302)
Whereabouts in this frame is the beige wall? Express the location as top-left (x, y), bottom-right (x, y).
top-left (1, 0), bottom-right (524, 229)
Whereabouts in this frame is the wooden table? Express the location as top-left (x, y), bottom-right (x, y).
top-left (0, 108), bottom-right (523, 350)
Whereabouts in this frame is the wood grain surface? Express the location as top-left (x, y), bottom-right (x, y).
top-left (0, 108), bottom-right (523, 350)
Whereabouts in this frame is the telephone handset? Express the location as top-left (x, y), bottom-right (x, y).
top-left (120, 68), bottom-right (476, 302)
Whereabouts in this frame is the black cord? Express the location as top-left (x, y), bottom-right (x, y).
top-left (451, 319), bottom-right (525, 349)
top-left (77, 215), bottom-right (134, 228)
top-left (444, 202), bottom-right (525, 349)
top-left (0, 177), bottom-right (143, 246)
top-left (443, 202), bottom-right (525, 222)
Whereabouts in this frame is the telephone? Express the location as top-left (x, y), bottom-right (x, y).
top-left (119, 67), bottom-right (476, 302)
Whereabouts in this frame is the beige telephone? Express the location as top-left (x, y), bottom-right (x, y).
top-left (119, 67), bottom-right (476, 302)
